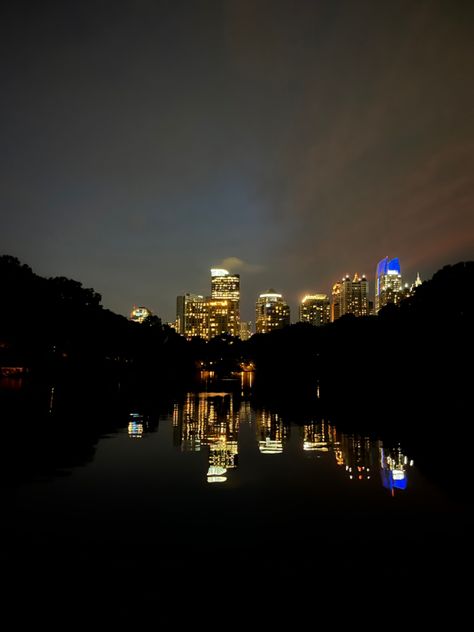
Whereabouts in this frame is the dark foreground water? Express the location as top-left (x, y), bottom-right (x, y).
top-left (1, 382), bottom-right (472, 622)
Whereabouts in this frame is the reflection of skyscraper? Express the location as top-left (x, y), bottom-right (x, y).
top-left (128, 413), bottom-right (146, 438)
top-left (173, 393), bottom-right (240, 483)
top-left (255, 290), bottom-right (290, 334)
top-left (380, 445), bottom-right (414, 494)
top-left (337, 433), bottom-right (380, 481)
top-left (256, 409), bottom-right (288, 454)
top-left (303, 420), bottom-right (331, 452)
top-left (299, 295), bottom-right (330, 326)
top-left (375, 257), bottom-right (403, 313)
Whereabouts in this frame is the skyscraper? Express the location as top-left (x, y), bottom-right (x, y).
top-left (176, 293), bottom-right (208, 339)
top-left (239, 321), bottom-right (253, 340)
top-left (331, 282), bottom-right (342, 322)
top-left (210, 268), bottom-right (240, 337)
top-left (299, 294), bottom-right (330, 326)
top-left (349, 273), bottom-right (369, 317)
top-left (333, 273), bottom-right (369, 319)
top-left (375, 257), bottom-right (403, 313)
top-left (255, 290), bottom-right (290, 334)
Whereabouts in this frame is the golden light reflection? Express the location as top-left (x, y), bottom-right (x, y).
top-left (173, 393), bottom-right (239, 483)
top-left (171, 397), bottom-right (415, 492)
top-left (256, 409), bottom-right (287, 454)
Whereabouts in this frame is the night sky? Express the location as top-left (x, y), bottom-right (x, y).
top-left (1, 0), bottom-right (473, 322)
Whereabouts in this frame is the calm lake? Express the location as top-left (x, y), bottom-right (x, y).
top-left (2, 381), bottom-right (472, 620)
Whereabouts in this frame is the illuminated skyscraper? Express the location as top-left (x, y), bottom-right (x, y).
top-left (207, 299), bottom-right (233, 339)
top-left (349, 273), bottom-right (369, 317)
top-left (240, 321), bottom-right (253, 340)
top-left (331, 282), bottom-right (342, 322)
top-left (332, 273), bottom-right (369, 319)
top-left (255, 290), bottom-right (290, 334)
top-left (299, 294), bottom-right (330, 326)
top-left (209, 268), bottom-right (240, 337)
top-left (176, 293), bottom-right (208, 339)
top-left (375, 257), bottom-right (403, 313)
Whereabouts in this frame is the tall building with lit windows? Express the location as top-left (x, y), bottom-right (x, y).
top-left (207, 299), bottom-right (233, 339)
top-left (240, 321), bottom-right (253, 340)
top-left (176, 294), bottom-right (208, 339)
top-left (333, 273), bottom-right (369, 319)
top-left (349, 273), bottom-right (369, 317)
top-left (209, 268), bottom-right (240, 337)
top-left (299, 294), bottom-right (330, 326)
top-left (331, 282), bottom-right (342, 322)
top-left (375, 257), bottom-right (403, 313)
top-left (255, 290), bottom-right (290, 334)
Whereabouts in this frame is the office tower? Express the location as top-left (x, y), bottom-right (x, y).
top-left (332, 273), bottom-right (369, 319)
top-left (375, 257), bottom-right (403, 313)
top-left (207, 299), bottom-right (234, 338)
top-left (130, 306), bottom-right (151, 323)
top-left (255, 290), bottom-right (290, 334)
top-left (240, 321), bottom-right (253, 341)
top-left (350, 273), bottom-right (369, 316)
top-left (210, 268), bottom-right (240, 337)
top-left (176, 293), bottom-right (208, 339)
top-left (299, 294), bottom-right (330, 326)
top-left (331, 282), bottom-right (342, 322)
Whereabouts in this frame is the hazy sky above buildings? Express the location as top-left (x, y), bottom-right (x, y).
top-left (1, 0), bottom-right (473, 321)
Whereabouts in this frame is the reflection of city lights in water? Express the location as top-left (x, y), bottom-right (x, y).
top-left (207, 476), bottom-right (227, 483)
top-left (207, 466), bottom-right (227, 477)
top-left (128, 413), bottom-right (144, 439)
top-left (259, 439), bottom-right (283, 454)
top-left (49, 386), bottom-right (55, 413)
top-left (380, 446), bottom-right (414, 494)
top-left (303, 441), bottom-right (328, 452)
top-left (172, 396), bottom-right (416, 493)
top-left (128, 421), bottom-right (143, 438)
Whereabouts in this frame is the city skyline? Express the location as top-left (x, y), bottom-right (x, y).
top-left (1, 2), bottom-right (472, 324)
top-left (171, 257), bottom-right (416, 329)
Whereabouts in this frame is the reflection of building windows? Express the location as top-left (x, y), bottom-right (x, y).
top-left (380, 446), bottom-right (414, 494)
top-left (256, 410), bottom-right (287, 454)
top-left (128, 413), bottom-right (146, 439)
top-left (128, 421), bottom-right (143, 439)
top-left (173, 393), bottom-right (240, 483)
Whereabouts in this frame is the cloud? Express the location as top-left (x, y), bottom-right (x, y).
top-left (219, 257), bottom-right (264, 274)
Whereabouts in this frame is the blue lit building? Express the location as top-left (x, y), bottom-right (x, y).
top-left (375, 257), bottom-right (403, 314)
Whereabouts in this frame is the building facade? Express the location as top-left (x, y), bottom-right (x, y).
top-left (375, 257), bottom-right (403, 313)
top-left (210, 268), bottom-right (240, 337)
top-left (299, 294), bottom-right (330, 326)
top-left (239, 321), bottom-right (253, 341)
top-left (331, 282), bottom-right (342, 322)
top-left (255, 290), bottom-right (290, 334)
top-left (332, 273), bottom-right (369, 319)
top-left (176, 293), bottom-right (208, 339)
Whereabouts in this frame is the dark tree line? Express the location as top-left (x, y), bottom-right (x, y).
top-left (247, 262), bottom-right (473, 436)
top-left (0, 255), bottom-right (192, 391)
top-left (1, 255), bottom-right (472, 430)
